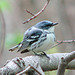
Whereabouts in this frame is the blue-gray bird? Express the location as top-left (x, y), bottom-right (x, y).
top-left (9, 20), bottom-right (58, 56)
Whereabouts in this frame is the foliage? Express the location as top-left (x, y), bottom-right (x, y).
top-left (0, 0), bottom-right (11, 10)
top-left (5, 33), bottom-right (23, 48)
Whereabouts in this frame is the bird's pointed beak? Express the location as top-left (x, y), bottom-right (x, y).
top-left (53, 23), bottom-right (58, 26)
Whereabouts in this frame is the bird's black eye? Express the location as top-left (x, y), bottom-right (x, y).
top-left (46, 24), bottom-right (52, 26)
top-left (34, 21), bottom-right (54, 30)
top-left (41, 23), bottom-right (54, 30)
top-left (46, 23), bottom-right (53, 27)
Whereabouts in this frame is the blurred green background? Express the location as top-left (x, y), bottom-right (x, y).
top-left (0, 0), bottom-right (75, 75)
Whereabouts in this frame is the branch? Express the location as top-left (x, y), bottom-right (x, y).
top-left (0, 52), bottom-right (75, 75)
top-left (52, 40), bottom-right (75, 49)
top-left (23, 0), bottom-right (50, 24)
top-left (57, 51), bottom-right (75, 75)
top-left (16, 65), bottom-right (45, 75)
top-left (25, 9), bottom-right (34, 16)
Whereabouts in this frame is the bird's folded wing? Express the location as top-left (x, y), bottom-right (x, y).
top-left (17, 28), bottom-right (47, 52)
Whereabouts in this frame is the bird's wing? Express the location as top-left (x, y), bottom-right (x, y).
top-left (18, 27), bottom-right (47, 53)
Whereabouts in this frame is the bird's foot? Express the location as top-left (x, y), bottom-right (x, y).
top-left (41, 52), bottom-right (50, 59)
top-left (33, 51), bottom-right (50, 60)
top-left (33, 51), bottom-right (42, 56)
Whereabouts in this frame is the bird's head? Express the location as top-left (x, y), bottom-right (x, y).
top-left (34, 20), bottom-right (58, 32)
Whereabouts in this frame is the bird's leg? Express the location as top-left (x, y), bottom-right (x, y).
top-left (41, 51), bottom-right (50, 59)
top-left (33, 51), bottom-right (41, 56)
top-left (33, 51), bottom-right (50, 59)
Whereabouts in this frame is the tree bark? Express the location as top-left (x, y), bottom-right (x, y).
top-left (0, 52), bottom-right (75, 75)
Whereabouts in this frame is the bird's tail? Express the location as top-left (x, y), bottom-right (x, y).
top-left (9, 41), bottom-right (29, 53)
top-left (17, 41), bottom-right (29, 53)
top-left (9, 43), bottom-right (21, 52)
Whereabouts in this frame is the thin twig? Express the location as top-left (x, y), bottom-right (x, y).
top-left (57, 40), bottom-right (75, 43)
top-left (23, 0), bottom-right (50, 24)
top-left (52, 40), bottom-right (75, 49)
top-left (16, 66), bottom-right (31, 75)
top-left (25, 9), bottom-right (34, 16)
top-left (16, 65), bottom-right (42, 75)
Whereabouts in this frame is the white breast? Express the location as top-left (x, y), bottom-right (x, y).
top-left (32, 33), bottom-right (55, 53)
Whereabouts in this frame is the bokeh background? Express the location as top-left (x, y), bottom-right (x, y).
top-left (0, 0), bottom-right (75, 75)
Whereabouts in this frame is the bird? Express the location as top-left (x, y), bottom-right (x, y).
top-left (9, 20), bottom-right (58, 58)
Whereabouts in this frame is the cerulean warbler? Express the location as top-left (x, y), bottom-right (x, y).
top-left (9, 20), bottom-right (58, 57)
